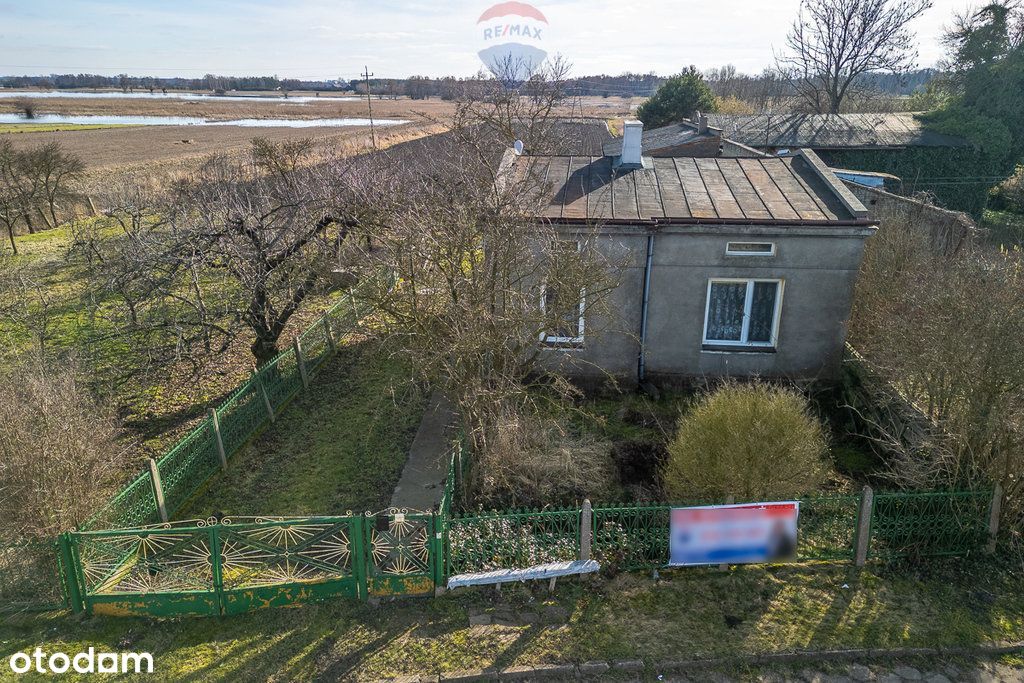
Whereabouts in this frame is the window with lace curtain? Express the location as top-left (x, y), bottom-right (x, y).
top-left (703, 278), bottom-right (782, 349)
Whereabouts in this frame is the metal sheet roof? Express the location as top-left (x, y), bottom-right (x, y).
top-left (602, 121), bottom-right (716, 157)
top-left (519, 152), bottom-right (867, 224)
top-left (705, 113), bottom-right (970, 150)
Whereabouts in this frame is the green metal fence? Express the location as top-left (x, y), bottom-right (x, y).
top-left (34, 484), bottom-right (1001, 616)
top-left (447, 488), bottom-right (993, 576)
top-left (447, 507), bottom-right (582, 576)
top-left (869, 489), bottom-right (993, 560)
top-left (83, 281), bottom-right (377, 532)
top-left (64, 508), bottom-right (446, 617)
top-left (0, 279), bottom-right (386, 613)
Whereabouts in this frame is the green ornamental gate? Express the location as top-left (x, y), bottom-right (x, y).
top-left (364, 508), bottom-right (439, 598)
top-left (66, 510), bottom-right (441, 617)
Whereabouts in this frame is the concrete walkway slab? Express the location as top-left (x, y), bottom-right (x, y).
top-left (390, 391), bottom-right (457, 511)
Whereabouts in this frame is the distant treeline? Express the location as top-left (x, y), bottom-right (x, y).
top-left (0, 73), bottom-right (352, 92)
top-left (0, 68), bottom-right (937, 99)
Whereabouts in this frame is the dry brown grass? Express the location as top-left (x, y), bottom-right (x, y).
top-left (474, 413), bottom-right (616, 508)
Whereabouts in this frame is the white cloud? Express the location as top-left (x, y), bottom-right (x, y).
top-left (0, 0), bottom-right (978, 78)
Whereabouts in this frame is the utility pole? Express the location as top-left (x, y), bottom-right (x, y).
top-left (362, 65), bottom-right (377, 150)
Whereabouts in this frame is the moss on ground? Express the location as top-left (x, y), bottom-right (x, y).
top-left (0, 558), bottom-right (1020, 681)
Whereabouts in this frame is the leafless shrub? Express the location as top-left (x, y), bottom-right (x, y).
top-left (348, 60), bottom-right (624, 458)
top-left (850, 208), bottom-right (1024, 519)
top-left (13, 98), bottom-right (36, 119)
top-left (0, 354), bottom-right (129, 539)
top-left (473, 411), bottom-right (616, 508)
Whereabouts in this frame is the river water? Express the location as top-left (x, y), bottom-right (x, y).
top-left (0, 113), bottom-right (408, 128)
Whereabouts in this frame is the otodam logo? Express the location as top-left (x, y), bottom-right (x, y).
top-left (476, 2), bottom-right (549, 79)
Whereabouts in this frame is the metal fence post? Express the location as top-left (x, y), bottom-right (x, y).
top-left (208, 408), bottom-right (228, 472)
top-left (580, 499), bottom-right (593, 562)
top-left (854, 485), bottom-right (874, 566)
top-left (432, 512), bottom-right (446, 596)
top-left (147, 458), bottom-right (169, 523)
top-left (57, 533), bottom-right (84, 613)
top-left (323, 315), bottom-right (336, 353)
top-left (987, 483), bottom-right (1003, 554)
top-left (293, 336), bottom-right (310, 389)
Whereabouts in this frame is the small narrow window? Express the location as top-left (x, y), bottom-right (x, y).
top-left (703, 278), bottom-right (783, 349)
top-left (541, 240), bottom-right (584, 346)
top-left (726, 242), bottom-right (776, 256)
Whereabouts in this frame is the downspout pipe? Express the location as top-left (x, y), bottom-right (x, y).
top-left (637, 234), bottom-right (654, 384)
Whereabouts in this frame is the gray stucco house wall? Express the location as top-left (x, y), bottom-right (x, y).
top-left (510, 135), bottom-right (878, 386)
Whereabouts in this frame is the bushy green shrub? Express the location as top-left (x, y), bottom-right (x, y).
top-left (636, 67), bottom-right (718, 129)
top-left (663, 382), bottom-right (828, 501)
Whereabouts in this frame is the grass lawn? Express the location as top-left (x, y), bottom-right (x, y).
top-left (0, 123), bottom-right (139, 134)
top-left (182, 341), bottom-right (428, 518)
top-left (0, 558), bottom-right (1020, 680)
top-left (1, 223), bottom-right (348, 458)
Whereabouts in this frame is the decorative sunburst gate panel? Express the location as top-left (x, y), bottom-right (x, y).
top-left (363, 509), bottom-right (439, 597)
top-left (68, 516), bottom-right (367, 617)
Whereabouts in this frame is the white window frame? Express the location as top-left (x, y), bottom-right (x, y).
top-left (702, 278), bottom-right (784, 348)
top-left (540, 284), bottom-right (586, 346)
top-left (544, 240), bottom-right (585, 348)
top-left (725, 241), bottom-right (776, 257)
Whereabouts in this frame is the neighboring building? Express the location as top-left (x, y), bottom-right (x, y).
top-left (511, 121), bottom-right (878, 386)
top-left (703, 113), bottom-right (970, 155)
top-left (602, 115), bottom-right (765, 159)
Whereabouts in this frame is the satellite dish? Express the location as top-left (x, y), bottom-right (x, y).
top-left (513, 139), bottom-right (525, 155)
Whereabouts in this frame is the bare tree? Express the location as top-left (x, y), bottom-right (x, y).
top-left (0, 140), bottom-right (83, 252)
top-left (777, 0), bottom-right (933, 113)
top-left (349, 62), bottom-right (623, 460)
top-left (24, 142), bottom-right (84, 229)
top-left (72, 138), bottom-right (366, 373)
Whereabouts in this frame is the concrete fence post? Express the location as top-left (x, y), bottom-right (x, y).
top-left (148, 458), bottom-right (168, 523)
top-left (293, 336), bottom-right (310, 389)
top-left (719, 495), bottom-right (735, 571)
top-left (258, 376), bottom-right (276, 423)
top-left (987, 483), bottom-right (1003, 554)
top-left (349, 288), bottom-right (359, 321)
top-left (580, 499), bottom-right (593, 562)
top-left (209, 408), bottom-right (228, 472)
top-left (323, 314), bottom-right (336, 352)
top-left (854, 485), bottom-right (874, 567)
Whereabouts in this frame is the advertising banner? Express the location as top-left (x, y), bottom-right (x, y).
top-left (669, 501), bottom-right (799, 566)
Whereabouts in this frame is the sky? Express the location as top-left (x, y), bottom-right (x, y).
top-left (0, 0), bottom-right (980, 81)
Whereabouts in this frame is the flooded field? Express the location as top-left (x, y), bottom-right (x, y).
top-left (0, 113), bottom-right (409, 128)
top-left (0, 90), bottom-right (358, 103)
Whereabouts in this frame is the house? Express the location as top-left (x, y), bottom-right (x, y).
top-left (512, 120), bottom-right (878, 385)
top-left (602, 114), bottom-right (764, 159)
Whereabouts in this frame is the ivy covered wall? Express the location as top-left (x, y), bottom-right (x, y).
top-left (818, 146), bottom-right (1009, 219)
